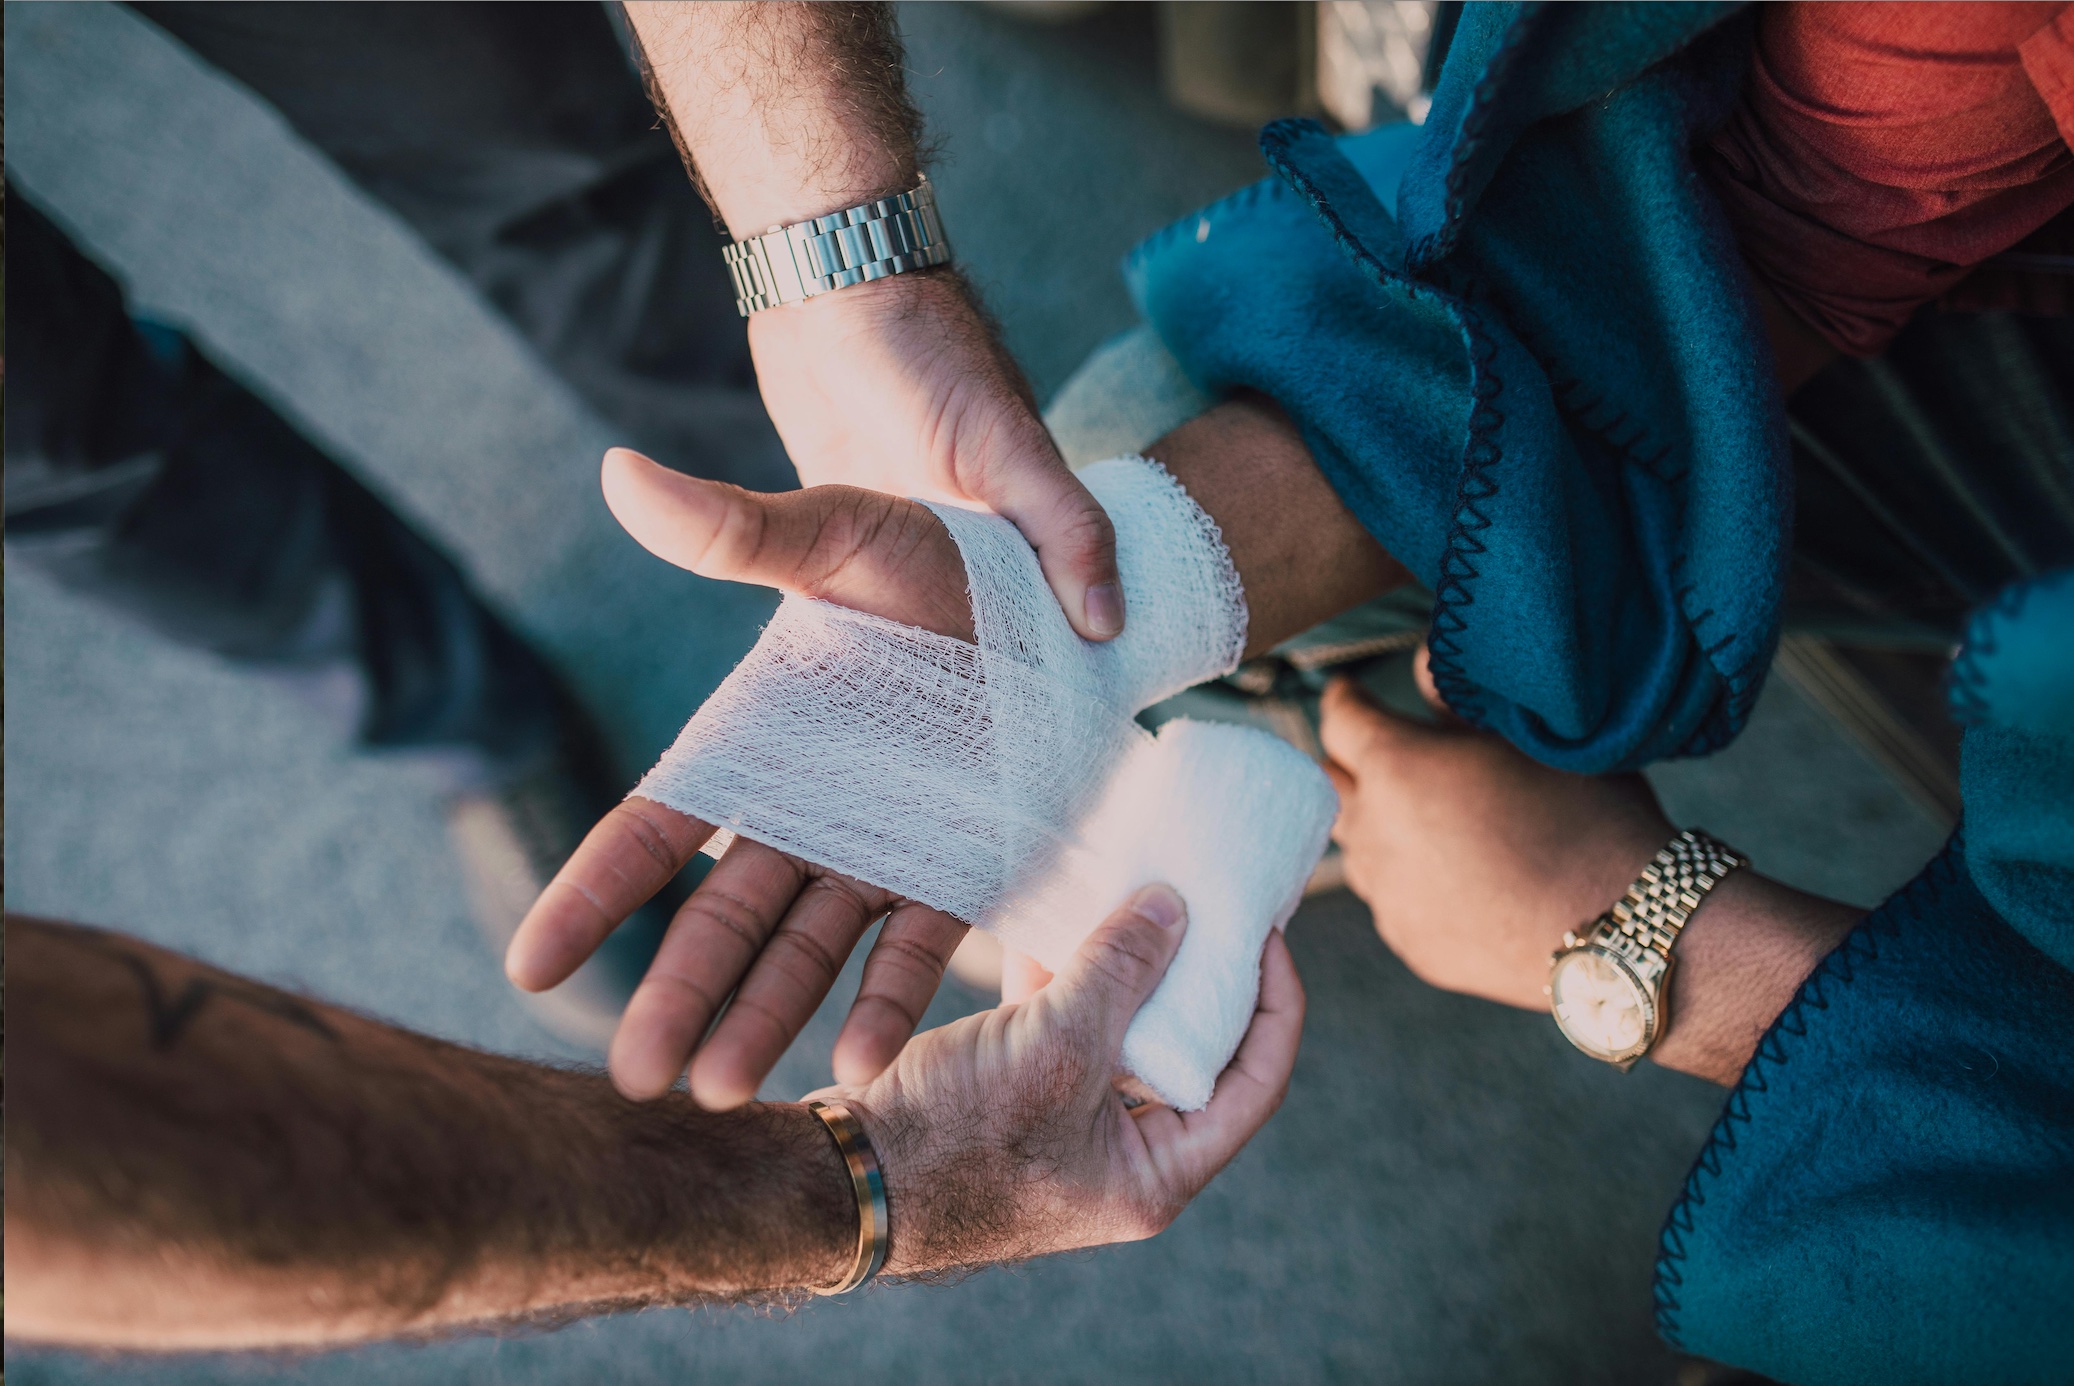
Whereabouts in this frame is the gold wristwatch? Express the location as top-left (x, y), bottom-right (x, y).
top-left (1547, 829), bottom-right (1746, 1070)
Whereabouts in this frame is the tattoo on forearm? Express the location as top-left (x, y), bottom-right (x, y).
top-left (9, 914), bottom-right (856, 1334)
top-left (109, 946), bottom-right (338, 1050)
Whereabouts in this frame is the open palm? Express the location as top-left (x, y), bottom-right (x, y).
top-left (505, 449), bottom-right (978, 1105)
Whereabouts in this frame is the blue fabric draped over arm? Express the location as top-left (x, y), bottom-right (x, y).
top-left (1655, 570), bottom-right (2074, 1386)
top-left (1127, 2), bottom-right (1782, 772)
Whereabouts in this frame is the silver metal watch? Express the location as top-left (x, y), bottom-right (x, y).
top-left (1547, 829), bottom-right (1746, 1070)
top-left (721, 174), bottom-right (951, 317)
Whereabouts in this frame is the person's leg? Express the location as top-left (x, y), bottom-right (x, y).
top-left (5, 195), bottom-right (661, 1044)
top-left (130, 0), bottom-right (791, 490)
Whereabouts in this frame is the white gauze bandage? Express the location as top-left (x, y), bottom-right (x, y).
top-left (634, 456), bottom-right (1337, 1110)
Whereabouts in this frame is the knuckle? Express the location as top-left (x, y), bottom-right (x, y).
top-left (717, 992), bottom-right (796, 1046)
top-left (1343, 717), bottom-right (1393, 763)
top-left (678, 888), bottom-right (770, 955)
top-left (795, 490), bottom-right (883, 592)
top-left (849, 987), bottom-right (926, 1035)
top-left (704, 486), bottom-right (772, 574)
top-left (609, 801), bottom-right (684, 874)
top-left (870, 930), bottom-right (953, 982)
top-left (547, 874), bottom-right (615, 932)
top-left (643, 967), bottom-right (727, 1024)
top-left (799, 869), bottom-right (874, 915)
top-left (763, 927), bottom-right (845, 990)
top-left (1317, 721), bottom-right (1366, 767)
top-left (1046, 494), bottom-right (1116, 564)
top-left (1081, 930), bottom-right (1164, 993)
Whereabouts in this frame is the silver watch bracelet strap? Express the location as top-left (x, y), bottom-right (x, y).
top-left (1601, 829), bottom-right (1747, 957)
top-left (723, 175), bottom-right (951, 317)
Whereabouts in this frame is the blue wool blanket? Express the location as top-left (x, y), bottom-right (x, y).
top-left (1129, 2), bottom-right (1772, 773)
top-left (1129, 4), bottom-right (2074, 1380)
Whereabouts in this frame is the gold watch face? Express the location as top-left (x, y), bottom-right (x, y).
top-left (1550, 946), bottom-right (1655, 1063)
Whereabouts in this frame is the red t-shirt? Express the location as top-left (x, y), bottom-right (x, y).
top-left (1703, 2), bottom-right (2074, 355)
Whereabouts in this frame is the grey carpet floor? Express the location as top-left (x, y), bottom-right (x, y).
top-left (4, 4), bottom-right (1948, 1382)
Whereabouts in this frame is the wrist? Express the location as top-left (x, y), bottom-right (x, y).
top-left (706, 152), bottom-right (916, 244)
top-left (1648, 871), bottom-right (1862, 1085)
top-left (842, 1087), bottom-right (1024, 1279)
top-left (750, 259), bottom-right (965, 331)
top-left (761, 1103), bottom-right (863, 1291)
top-left (1503, 793), bottom-right (1674, 1012)
top-left (1144, 397), bottom-right (1406, 657)
top-left (838, 1093), bottom-right (937, 1277)
top-left (569, 1099), bottom-right (855, 1301)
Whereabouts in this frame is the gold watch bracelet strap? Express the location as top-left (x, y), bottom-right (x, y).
top-left (1595, 828), bottom-right (1747, 958)
top-left (805, 1099), bottom-right (889, 1295)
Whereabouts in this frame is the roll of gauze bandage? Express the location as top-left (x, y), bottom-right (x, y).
top-left (634, 457), bottom-right (1337, 1108)
top-left (998, 717), bottom-right (1335, 1109)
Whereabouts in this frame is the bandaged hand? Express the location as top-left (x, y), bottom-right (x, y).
top-left (510, 447), bottom-right (1335, 1112)
top-left (826, 884), bottom-right (1305, 1275)
top-left (507, 451), bottom-right (981, 1106)
top-left (630, 450), bottom-right (1327, 1111)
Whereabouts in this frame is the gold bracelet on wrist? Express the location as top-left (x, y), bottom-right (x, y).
top-left (805, 1099), bottom-right (889, 1294)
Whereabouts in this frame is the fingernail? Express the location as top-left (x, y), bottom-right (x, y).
top-left (1084, 583), bottom-right (1125, 638)
top-left (1132, 883), bottom-right (1186, 928)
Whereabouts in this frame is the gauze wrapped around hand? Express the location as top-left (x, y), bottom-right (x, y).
top-left (634, 457), bottom-right (1337, 1109)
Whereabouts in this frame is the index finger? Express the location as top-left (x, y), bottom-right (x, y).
top-left (505, 795), bottom-right (714, 992)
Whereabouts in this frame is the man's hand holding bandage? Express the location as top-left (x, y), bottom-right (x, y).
top-left (513, 447), bottom-right (1332, 1110)
top-left (636, 453), bottom-right (1333, 1110)
top-left (510, 396), bottom-right (1406, 1109)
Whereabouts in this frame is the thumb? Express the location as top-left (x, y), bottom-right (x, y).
top-left (1044, 883), bottom-right (1188, 1052)
top-left (601, 446), bottom-right (803, 585)
top-left (973, 444), bottom-right (1125, 643)
top-left (1318, 674), bottom-right (1431, 771)
top-left (601, 447), bottom-right (975, 640)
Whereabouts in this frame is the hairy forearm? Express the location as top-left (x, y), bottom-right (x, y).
top-left (1651, 873), bottom-right (1862, 1086)
top-left (627, 1), bottom-right (920, 234)
top-left (1147, 394), bottom-right (1409, 658)
top-left (3, 916), bottom-right (852, 1349)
